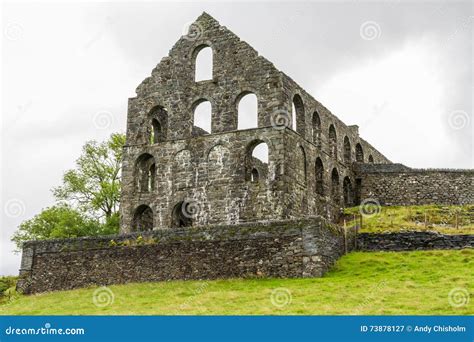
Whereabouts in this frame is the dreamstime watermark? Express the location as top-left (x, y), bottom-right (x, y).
top-left (182, 22), bottom-right (204, 41)
top-left (361, 101), bottom-right (390, 128)
top-left (270, 109), bottom-right (291, 130)
top-left (181, 199), bottom-right (201, 219)
top-left (446, 15), bottom-right (473, 45)
top-left (82, 16), bottom-right (114, 52)
top-left (4, 22), bottom-right (23, 41)
top-left (270, 288), bottom-right (292, 308)
top-left (354, 280), bottom-right (387, 314)
top-left (5, 323), bottom-right (85, 336)
top-left (358, 198), bottom-right (381, 218)
top-left (92, 286), bottom-right (115, 308)
top-left (359, 21), bottom-right (381, 41)
top-left (447, 110), bottom-right (470, 131)
top-left (3, 198), bottom-right (26, 218)
top-left (92, 110), bottom-right (114, 130)
top-left (448, 287), bottom-right (470, 308)
top-left (178, 281), bottom-right (209, 311)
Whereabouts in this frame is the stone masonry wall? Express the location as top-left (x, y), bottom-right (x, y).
top-left (356, 164), bottom-right (474, 205)
top-left (17, 218), bottom-right (350, 294)
top-left (121, 127), bottom-right (288, 231)
top-left (120, 13), bottom-right (392, 233)
top-left (357, 232), bottom-right (474, 251)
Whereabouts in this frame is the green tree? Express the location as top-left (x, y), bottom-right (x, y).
top-left (11, 205), bottom-right (117, 250)
top-left (53, 133), bottom-right (125, 219)
top-left (11, 133), bottom-right (125, 249)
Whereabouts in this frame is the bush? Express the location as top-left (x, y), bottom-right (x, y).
top-left (0, 276), bottom-right (17, 296)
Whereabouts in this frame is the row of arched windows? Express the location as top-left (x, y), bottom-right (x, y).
top-left (315, 158), bottom-right (354, 207)
top-left (134, 145), bottom-right (360, 209)
top-left (133, 200), bottom-right (194, 231)
top-left (133, 139), bottom-right (271, 194)
top-left (146, 45), bottom-right (376, 165)
top-left (192, 93), bottom-right (259, 135)
top-left (147, 101), bottom-right (374, 164)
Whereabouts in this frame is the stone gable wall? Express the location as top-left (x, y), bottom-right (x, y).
top-left (120, 13), bottom-right (392, 233)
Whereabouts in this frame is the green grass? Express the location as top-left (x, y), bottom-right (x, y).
top-left (1, 250), bottom-right (472, 315)
top-left (344, 204), bottom-right (474, 235)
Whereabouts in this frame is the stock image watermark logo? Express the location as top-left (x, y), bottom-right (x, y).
top-left (92, 110), bottom-right (114, 130)
top-left (4, 198), bottom-right (26, 218)
top-left (270, 288), bottom-right (292, 308)
top-left (4, 322), bottom-right (85, 336)
top-left (181, 199), bottom-right (201, 219)
top-left (4, 22), bottom-right (23, 41)
top-left (270, 109), bottom-right (291, 130)
top-left (359, 21), bottom-right (382, 41)
top-left (353, 280), bottom-right (387, 314)
top-left (178, 281), bottom-right (209, 312)
top-left (448, 287), bottom-right (470, 308)
top-left (182, 22), bottom-right (204, 41)
top-left (359, 198), bottom-right (381, 218)
top-left (447, 110), bottom-right (470, 130)
top-left (92, 286), bottom-right (115, 308)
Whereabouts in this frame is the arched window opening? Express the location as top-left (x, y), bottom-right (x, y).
top-left (343, 177), bottom-right (353, 207)
top-left (297, 145), bottom-right (307, 184)
top-left (132, 205), bottom-right (154, 232)
top-left (193, 100), bottom-right (212, 135)
top-left (251, 168), bottom-right (259, 182)
top-left (291, 102), bottom-right (297, 132)
top-left (171, 201), bottom-right (193, 228)
top-left (148, 106), bottom-right (168, 143)
top-left (315, 157), bottom-right (324, 196)
top-left (343, 136), bottom-right (351, 163)
top-left (331, 168), bottom-right (340, 203)
top-left (312, 111), bottom-right (321, 144)
top-left (356, 143), bottom-right (364, 162)
top-left (252, 142), bottom-right (269, 163)
top-left (237, 92), bottom-right (258, 130)
top-left (291, 94), bottom-right (305, 134)
top-left (246, 141), bottom-right (269, 182)
top-left (150, 119), bottom-right (162, 144)
top-left (329, 124), bottom-right (337, 158)
top-left (368, 155), bottom-right (374, 163)
top-left (194, 46), bottom-right (213, 81)
top-left (136, 153), bottom-right (156, 193)
top-left (148, 163), bottom-right (156, 191)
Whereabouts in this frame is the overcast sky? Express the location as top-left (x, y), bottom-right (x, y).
top-left (1, 1), bottom-right (472, 275)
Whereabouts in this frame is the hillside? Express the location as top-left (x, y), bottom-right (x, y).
top-left (344, 204), bottom-right (474, 235)
top-left (1, 250), bottom-right (472, 315)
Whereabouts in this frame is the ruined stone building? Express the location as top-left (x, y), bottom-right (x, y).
top-left (119, 13), bottom-right (391, 233)
top-left (119, 13), bottom-right (471, 233)
top-left (17, 13), bottom-right (473, 294)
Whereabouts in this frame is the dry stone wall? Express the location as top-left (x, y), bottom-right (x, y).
top-left (356, 164), bottom-right (473, 205)
top-left (17, 218), bottom-right (349, 294)
top-left (357, 231), bottom-right (474, 251)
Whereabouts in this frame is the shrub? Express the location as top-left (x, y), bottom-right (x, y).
top-left (0, 276), bottom-right (17, 296)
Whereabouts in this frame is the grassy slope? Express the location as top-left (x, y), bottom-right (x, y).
top-left (344, 205), bottom-right (474, 235)
top-left (1, 250), bottom-right (472, 315)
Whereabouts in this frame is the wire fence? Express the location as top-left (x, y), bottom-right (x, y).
top-left (341, 206), bottom-right (474, 232)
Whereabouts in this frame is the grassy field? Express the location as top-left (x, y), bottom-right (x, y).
top-left (1, 250), bottom-right (472, 315)
top-left (344, 204), bottom-right (474, 235)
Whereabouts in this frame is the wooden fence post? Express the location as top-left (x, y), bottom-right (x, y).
top-left (343, 219), bottom-right (347, 254)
